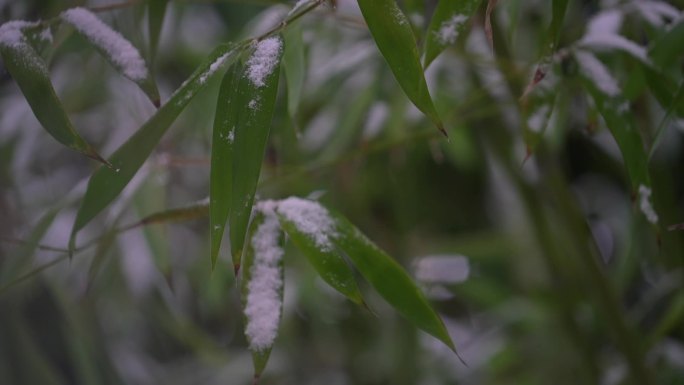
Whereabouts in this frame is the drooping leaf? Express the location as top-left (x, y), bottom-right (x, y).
top-left (356, 0), bottom-right (446, 136)
top-left (424, 0), bottom-right (480, 68)
top-left (229, 36), bottom-right (283, 270)
top-left (575, 50), bottom-right (651, 191)
top-left (210, 64), bottom-right (241, 270)
top-left (60, 7), bottom-right (160, 107)
top-left (283, 23), bottom-right (305, 120)
top-left (649, 19), bottom-right (684, 69)
top-left (70, 43), bottom-right (239, 253)
top-left (276, 204), bottom-right (365, 305)
top-left (240, 209), bottom-right (285, 380)
top-left (0, 22), bottom-right (108, 165)
top-left (147, 0), bottom-right (168, 65)
top-left (329, 207), bottom-right (460, 358)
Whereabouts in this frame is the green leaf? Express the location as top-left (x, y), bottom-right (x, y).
top-left (276, 209), bottom-right (365, 305)
top-left (60, 7), bottom-right (160, 107)
top-left (649, 19), bottom-right (684, 69)
top-left (356, 0), bottom-right (446, 136)
top-left (549, 0), bottom-right (569, 50)
top-left (147, 0), bottom-right (168, 65)
top-left (575, 50), bottom-right (653, 204)
top-left (283, 24), bottom-right (305, 120)
top-left (125, 199), bottom-right (209, 230)
top-left (424, 0), bottom-right (480, 68)
top-left (210, 64), bottom-right (241, 270)
top-left (330, 207), bottom-right (460, 357)
top-left (229, 37), bottom-right (283, 270)
top-left (240, 209), bottom-right (285, 379)
top-left (0, 23), bottom-right (108, 165)
top-left (70, 43), bottom-right (239, 252)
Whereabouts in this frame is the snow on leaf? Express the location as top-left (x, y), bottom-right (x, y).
top-left (0, 20), bottom-right (39, 48)
top-left (61, 7), bottom-right (148, 81)
top-left (276, 197), bottom-right (336, 252)
top-left (244, 203), bottom-right (284, 351)
top-left (638, 185), bottom-right (659, 224)
top-left (246, 37), bottom-right (283, 88)
top-left (434, 14), bottom-right (469, 46)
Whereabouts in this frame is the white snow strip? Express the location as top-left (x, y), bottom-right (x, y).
top-left (199, 52), bottom-right (230, 84)
top-left (638, 185), bottom-right (658, 224)
top-left (61, 7), bottom-right (148, 81)
top-left (415, 255), bottom-right (470, 284)
top-left (0, 20), bottom-right (39, 48)
top-left (435, 14), bottom-right (469, 45)
top-left (276, 197), bottom-right (336, 251)
top-left (586, 9), bottom-right (624, 36)
top-left (579, 34), bottom-right (649, 63)
top-left (287, 0), bottom-right (310, 16)
top-left (527, 105), bottom-right (550, 133)
top-left (575, 50), bottom-right (620, 98)
top-left (629, 0), bottom-right (681, 27)
top-left (246, 36), bottom-right (282, 87)
top-left (244, 203), bottom-right (284, 351)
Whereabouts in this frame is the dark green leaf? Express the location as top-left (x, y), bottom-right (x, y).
top-left (210, 64), bottom-right (241, 270)
top-left (147, 0), bottom-right (168, 65)
top-left (70, 43), bottom-right (239, 252)
top-left (356, 0), bottom-right (446, 136)
top-left (649, 19), bottom-right (684, 69)
top-left (0, 23), bottom-right (108, 165)
top-left (61, 7), bottom-right (160, 107)
top-left (424, 0), bottom-right (480, 68)
top-left (229, 36), bottom-right (283, 269)
top-left (330, 207), bottom-right (460, 357)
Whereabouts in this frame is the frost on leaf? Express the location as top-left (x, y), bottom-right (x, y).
top-left (0, 20), bottom-right (39, 48)
top-left (244, 203), bottom-right (284, 352)
top-left (199, 52), bottom-right (231, 84)
top-left (276, 197), bottom-right (336, 252)
top-left (434, 14), bottom-right (469, 46)
top-left (61, 7), bottom-right (148, 81)
top-left (246, 37), bottom-right (283, 88)
top-left (638, 185), bottom-right (658, 224)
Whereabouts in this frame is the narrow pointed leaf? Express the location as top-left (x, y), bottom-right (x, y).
top-left (229, 37), bottom-right (283, 269)
top-left (424, 0), bottom-right (480, 68)
top-left (356, 0), bottom-right (446, 136)
top-left (329, 207), bottom-right (459, 355)
top-left (275, 200), bottom-right (364, 305)
top-left (70, 43), bottom-right (239, 252)
top-left (649, 19), bottom-right (684, 69)
top-left (147, 0), bottom-right (168, 65)
top-left (283, 24), bottom-right (305, 119)
top-left (60, 7), bottom-right (160, 106)
top-left (210, 65), bottom-right (241, 269)
top-left (549, 0), bottom-right (569, 50)
top-left (0, 22), bottom-right (108, 165)
top-left (125, 200), bottom-right (209, 230)
top-left (240, 209), bottom-right (285, 379)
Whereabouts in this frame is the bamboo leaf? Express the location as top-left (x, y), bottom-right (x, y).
top-left (240, 209), bottom-right (285, 380)
top-left (649, 19), bottom-right (684, 69)
top-left (424, 0), bottom-right (480, 68)
top-left (275, 203), bottom-right (365, 305)
top-left (329, 206), bottom-right (460, 358)
top-left (70, 43), bottom-right (239, 252)
top-left (210, 64), bottom-right (241, 270)
top-left (229, 37), bottom-right (283, 271)
top-left (125, 200), bottom-right (209, 230)
top-left (0, 21), bottom-right (108, 165)
top-left (283, 24), bottom-right (305, 120)
top-left (60, 7), bottom-right (160, 107)
top-left (356, 0), bottom-right (446, 136)
top-left (147, 0), bottom-right (168, 65)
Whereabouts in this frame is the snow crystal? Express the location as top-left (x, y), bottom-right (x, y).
top-left (199, 52), bottom-right (230, 84)
top-left (276, 197), bottom-right (336, 251)
top-left (638, 185), bottom-right (658, 224)
top-left (415, 255), bottom-right (470, 284)
top-left (434, 14), bottom-right (469, 45)
top-left (248, 98), bottom-right (259, 110)
top-left (0, 20), bottom-right (38, 48)
top-left (527, 105), bottom-right (550, 133)
top-left (246, 37), bottom-right (282, 87)
top-left (61, 7), bottom-right (148, 81)
top-left (244, 204), bottom-right (284, 351)
top-left (575, 51), bottom-right (620, 97)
